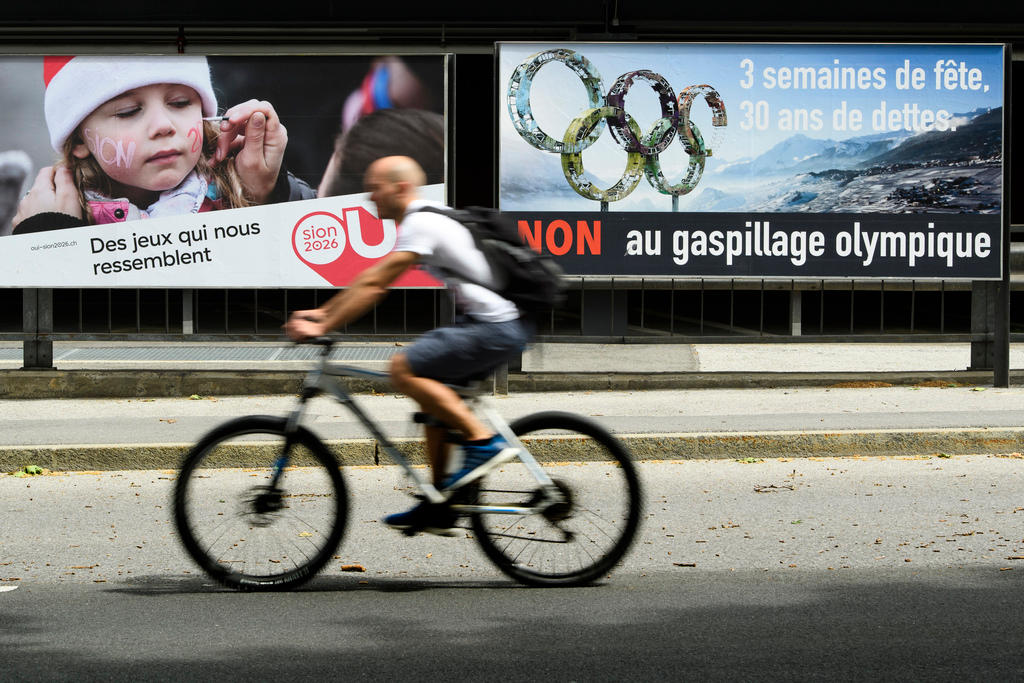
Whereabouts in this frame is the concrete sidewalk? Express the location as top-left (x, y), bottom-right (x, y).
top-left (1, 341), bottom-right (1023, 470)
top-left (2, 341), bottom-right (1024, 398)
top-left (4, 340), bottom-right (1023, 373)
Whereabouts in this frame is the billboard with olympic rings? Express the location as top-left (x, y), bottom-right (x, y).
top-left (498, 43), bottom-right (1004, 279)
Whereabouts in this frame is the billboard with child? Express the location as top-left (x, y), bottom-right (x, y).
top-left (498, 42), bottom-right (1005, 279)
top-left (0, 54), bottom-right (446, 287)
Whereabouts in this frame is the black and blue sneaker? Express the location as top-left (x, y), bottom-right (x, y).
top-left (442, 435), bottom-right (518, 491)
top-left (382, 500), bottom-right (459, 537)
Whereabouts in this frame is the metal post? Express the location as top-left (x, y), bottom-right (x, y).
top-left (994, 45), bottom-right (1012, 388)
top-left (970, 281), bottom-right (996, 371)
top-left (182, 288), bottom-right (194, 335)
top-left (494, 362), bottom-right (509, 395)
top-left (22, 288), bottom-right (54, 369)
top-left (789, 289), bottom-right (802, 336)
top-left (995, 276), bottom-right (1010, 387)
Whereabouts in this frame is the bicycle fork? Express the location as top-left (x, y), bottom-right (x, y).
top-left (266, 380), bottom-right (318, 492)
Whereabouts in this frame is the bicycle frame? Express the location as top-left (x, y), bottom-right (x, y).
top-left (278, 344), bottom-right (560, 514)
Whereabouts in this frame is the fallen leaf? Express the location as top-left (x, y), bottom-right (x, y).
top-left (754, 484), bottom-right (795, 493)
top-left (341, 564), bottom-right (366, 572)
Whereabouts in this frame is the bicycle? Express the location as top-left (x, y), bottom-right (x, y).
top-left (173, 339), bottom-right (642, 590)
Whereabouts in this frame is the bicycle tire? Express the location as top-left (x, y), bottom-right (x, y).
top-left (173, 415), bottom-right (347, 591)
top-left (470, 411), bottom-right (642, 587)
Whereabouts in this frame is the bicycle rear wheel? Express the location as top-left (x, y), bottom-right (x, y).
top-left (174, 416), bottom-right (347, 591)
top-left (470, 411), bottom-right (642, 587)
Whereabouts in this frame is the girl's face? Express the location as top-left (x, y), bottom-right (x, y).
top-left (72, 83), bottom-right (205, 203)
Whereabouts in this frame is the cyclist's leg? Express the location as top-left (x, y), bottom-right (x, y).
top-left (390, 352), bottom-right (491, 445)
top-left (424, 423), bottom-right (453, 488)
top-left (383, 321), bottom-right (526, 533)
top-left (391, 319), bottom-right (523, 469)
top-left (391, 352), bottom-right (513, 493)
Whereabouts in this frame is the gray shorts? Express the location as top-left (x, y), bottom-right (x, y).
top-left (404, 317), bottom-right (533, 385)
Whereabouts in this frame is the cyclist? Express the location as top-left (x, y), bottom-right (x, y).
top-left (284, 155), bottom-right (533, 535)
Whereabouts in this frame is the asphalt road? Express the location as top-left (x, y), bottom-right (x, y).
top-left (4, 569), bottom-right (1024, 680)
top-left (3, 456), bottom-right (1024, 679)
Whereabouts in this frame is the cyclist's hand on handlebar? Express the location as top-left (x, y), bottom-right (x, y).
top-left (283, 309), bottom-right (328, 342)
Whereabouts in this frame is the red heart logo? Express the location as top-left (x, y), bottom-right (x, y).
top-left (291, 206), bottom-right (439, 287)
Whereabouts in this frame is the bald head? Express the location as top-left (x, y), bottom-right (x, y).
top-left (368, 155), bottom-right (427, 188)
top-left (364, 155), bottom-right (426, 221)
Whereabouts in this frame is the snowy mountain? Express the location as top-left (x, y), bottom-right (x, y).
top-left (714, 108), bottom-right (996, 180)
top-left (715, 131), bottom-right (909, 178)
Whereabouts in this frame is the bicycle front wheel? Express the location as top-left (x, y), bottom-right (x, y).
top-left (173, 416), bottom-right (347, 591)
top-left (470, 411), bottom-right (642, 587)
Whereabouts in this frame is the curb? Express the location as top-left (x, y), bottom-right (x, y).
top-left (4, 427), bottom-right (1023, 472)
top-left (0, 368), bottom-right (1016, 398)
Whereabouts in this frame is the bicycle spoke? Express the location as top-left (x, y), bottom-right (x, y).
top-left (174, 417), bottom-right (347, 590)
top-left (471, 413), bottom-right (641, 586)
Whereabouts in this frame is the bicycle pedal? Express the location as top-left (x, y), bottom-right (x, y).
top-left (445, 486), bottom-right (478, 505)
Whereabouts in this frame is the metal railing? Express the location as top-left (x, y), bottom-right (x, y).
top-left (1, 278), bottom-right (1002, 343)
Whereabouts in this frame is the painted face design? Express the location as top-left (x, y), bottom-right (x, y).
top-left (73, 83), bottom-right (204, 201)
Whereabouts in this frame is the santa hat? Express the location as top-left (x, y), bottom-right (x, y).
top-left (43, 55), bottom-right (218, 152)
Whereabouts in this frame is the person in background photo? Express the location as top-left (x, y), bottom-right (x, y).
top-left (11, 55), bottom-right (314, 235)
top-left (317, 56), bottom-right (442, 199)
top-left (318, 107), bottom-right (444, 198)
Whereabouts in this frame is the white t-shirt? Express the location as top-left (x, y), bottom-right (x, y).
top-left (394, 199), bottom-right (520, 323)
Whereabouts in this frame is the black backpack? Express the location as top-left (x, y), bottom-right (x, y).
top-left (414, 206), bottom-right (567, 316)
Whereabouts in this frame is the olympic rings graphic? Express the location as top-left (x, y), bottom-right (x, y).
top-left (562, 106), bottom-right (645, 203)
top-left (606, 70), bottom-right (677, 156)
top-left (507, 49), bottom-right (728, 204)
top-left (508, 48), bottom-right (605, 154)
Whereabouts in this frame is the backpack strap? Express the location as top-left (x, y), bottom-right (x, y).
top-left (408, 205), bottom-right (508, 297)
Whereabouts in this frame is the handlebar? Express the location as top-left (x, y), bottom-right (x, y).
top-left (294, 336), bottom-right (336, 356)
